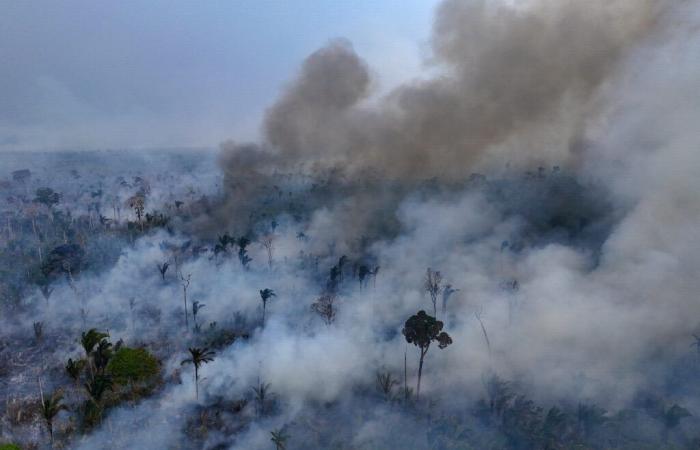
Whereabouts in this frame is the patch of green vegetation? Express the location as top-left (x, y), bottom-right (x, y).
top-left (107, 347), bottom-right (159, 384)
top-left (0, 443), bottom-right (22, 450)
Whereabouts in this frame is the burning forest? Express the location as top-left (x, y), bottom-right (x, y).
top-left (2, 0), bottom-right (700, 448)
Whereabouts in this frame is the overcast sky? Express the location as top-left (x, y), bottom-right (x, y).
top-left (0, 1), bottom-right (437, 151)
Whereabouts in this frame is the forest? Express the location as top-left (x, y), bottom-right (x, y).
top-left (2, 0), bottom-right (700, 449)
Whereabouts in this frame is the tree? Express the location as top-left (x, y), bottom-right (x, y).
top-left (192, 301), bottom-right (205, 332)
top-left (237, 237), bottom-right (252, 268)
top-left (424, 268), bottom-right (443, 317)
top-left (181, 347), bottom-right (215, 400)
top-left (92, 338), bottom-right (113, 375)
top-left (260, 234), bottom-right (275, 269)
top-left (311, 294), bottom-right (337, 325)
top-left (402, 310), bottom-right (452, 400)
top-left (252, 380), bottom-right (273, 417)
top-left (84, 375), bottom-right (113, 402)
top-left (474, 308), bottom-right (491, 356)
top-left (663, 404), bottom-right (691, 440)
top-left (270, 429), bottom-right (289, 450)
top-left (376, 370), bottom-right (399, 401)
top-left (127, 195), bottom-right (145, 230)
top-left (180, 273), bottom-right (191, 330)
top-left (39, 387), bottom-right (67, 447)
top-left (39, 282), bottom-right (54, 304)
top-left (691, 334), bottom-right (700, 356)
top-left (33, 321), bottom-right (44, 344)
top-left (157, 262), bottom-right (169, 280)
top-left (42, 244), bottom-right (84, 281)
top-left (65, 358), bottom-right (85, 385)
top-left (259, 288), bottom-right (276, 327)
top-left (214, 233), bottom-right (235, 256)
top-left (441, 284), bottom-right (459, 316)
top-left (81, 329), bottom-right (109, 378)
top-left (34, 187), bottom-right (60, 209)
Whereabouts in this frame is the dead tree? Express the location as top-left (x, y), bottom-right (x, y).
top-left (180, 273), bottom-right (192, 330)
top-left (424, 268), bottom-right (443, 317)
top-left (311, 294), bottom-right (337, 325)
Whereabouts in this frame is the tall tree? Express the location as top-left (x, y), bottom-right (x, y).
top-left (39, 386), bottom-right (67, 447)
top-left (81, 329), bottom-right (109, 378)
top-left (180, 273), bottom-right (192, 330)
top-left (402, 310), bottom-right (452, 400)
top-left (259, 288), bottom-right (276, 327)
top-left (181, 347), bottom-right (215, 400)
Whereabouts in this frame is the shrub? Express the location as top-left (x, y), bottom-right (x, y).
top-left (0, 443), bottom-right (22, 450)
top-left (107, 347), bottom-right (159, 384)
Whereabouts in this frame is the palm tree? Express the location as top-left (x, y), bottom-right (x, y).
top-left (81, 329), bottom-right (109, 378)
top-left (252, 381), bottom-right (272, 417)
top-left (81, 329), bottom-right (108, 356)
top-left (270, 429), bottom-right (288, 450)
top-left (181, 347), bottom-right (215, 400)
top-left (84, 375), bottom-right (114, 403)
top-left (192, 301), bottom-right (206, 332)
top-left (40, 387), bottom-right (67, 447)
top-left (259, 289), bottom-right (276, 327)
top-left (65, 358), bottom-right (85, 385)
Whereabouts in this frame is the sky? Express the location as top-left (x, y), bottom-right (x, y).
top-left (0, 0), bottom-right (438, 151)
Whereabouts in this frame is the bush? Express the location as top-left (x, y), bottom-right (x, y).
top-left (0, 444), bottom-right (22, 450)
top-left (107, 347), bottom-right (159, 384)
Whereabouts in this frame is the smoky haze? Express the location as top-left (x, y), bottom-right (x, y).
top-left (3, 0), bottom-right (700, 449)
top-left (222, 0), bottom-right (670, 180)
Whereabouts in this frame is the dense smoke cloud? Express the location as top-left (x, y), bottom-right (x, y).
top-left (222, 0), bottom-right (668, 180)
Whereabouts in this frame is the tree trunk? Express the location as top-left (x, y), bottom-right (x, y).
top-left (183, 287), bottom-right (189, 329)
top-left (404, 348), bottom-right (408, 402)
top-left (194, 367), bottom-right (199, 400)
top-left (417, 347), bottom-right (427, 400)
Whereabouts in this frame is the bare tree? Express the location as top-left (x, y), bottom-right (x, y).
top-left (474, 308), bottom-right (492, 356)
top-left (180, 273), bottom-right (192, 330)
top-left (424, 268), bottom-right (443, 317)
top-left (157, 262), bottom-right (170, 280)
top-left (376, 370), bottom-right (399, 401)
top-left (260, 234), bottom-right (275, 269)
top-left (192, 301), bottom-right (205, 333)
top-left (33, 321), bottom-right (44, 344)
top-left (127, 195), bottom-right (145, 231)
top-left (311, 293), bottom-right (337, 325)
top-left (441, 284), bottom-right (459, 316)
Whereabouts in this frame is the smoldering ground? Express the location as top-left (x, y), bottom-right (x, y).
top-left (3, 0), bottom-right (700, 448)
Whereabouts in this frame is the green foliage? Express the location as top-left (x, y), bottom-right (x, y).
top-left (0, 444), bottom-right (22, 450)
top-left (66, 358), bottom-right (86, 382)
top-left (81, 329), bottom-right (109, 356)
top-left (107, 347), bottom-right (159, 384)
